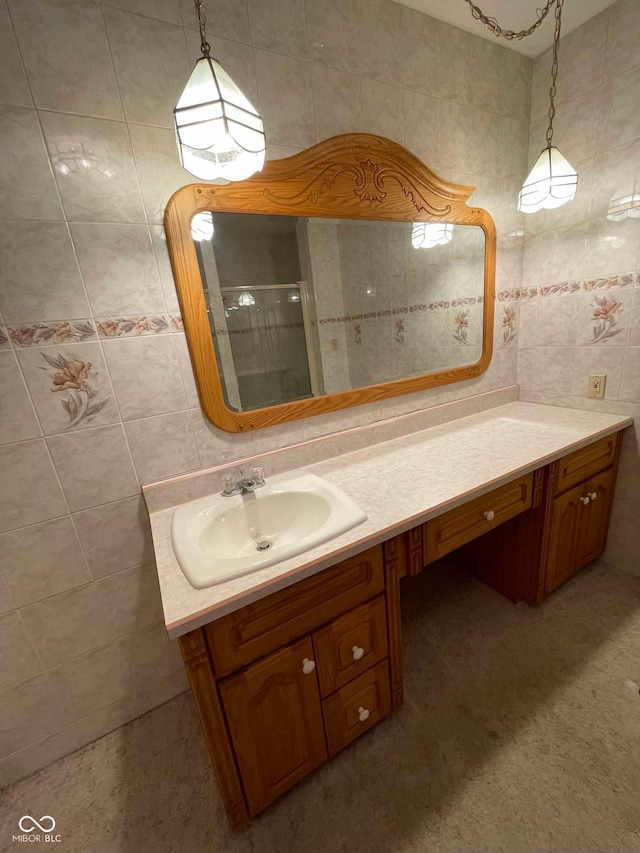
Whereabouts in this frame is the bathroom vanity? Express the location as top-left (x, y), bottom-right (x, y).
top-left (145, 403), bottom-right (631, 830)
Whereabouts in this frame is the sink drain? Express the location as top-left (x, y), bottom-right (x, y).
top-left (256, 540), bottom-right (272, 552)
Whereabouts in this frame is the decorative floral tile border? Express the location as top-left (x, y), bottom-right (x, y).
top-left (510, 271), bottom-right (639, 301)
top-left (0, 325), bottom-right (10, 349)
top-left (8, 320), bottom-right (97, 347)
top-left (96, 315), bottom-right (171, 338)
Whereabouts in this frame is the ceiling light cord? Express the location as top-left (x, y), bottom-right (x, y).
top-left (463, 0), bottom-right (558, 41)
top-left (546, 0), bottom-right (565, 148)
top-left (194, 0), bottom-right (210, 57)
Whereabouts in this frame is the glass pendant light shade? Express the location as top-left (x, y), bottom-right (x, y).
top-left (518, 146), bottom-right (577, 213)
top-left (607, 193), bottom-right (640, 221)
top-left (190, 211), bottom-right (214, 241)
top-left (412, 222), bottom-right (453, 249)
top-left (237, 291), bottom-right (255, 307)
top-left (175, 56), bottom-right (266, 182)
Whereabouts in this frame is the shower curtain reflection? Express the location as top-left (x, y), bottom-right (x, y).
top-left (222, 284), bottom-right (313, 411)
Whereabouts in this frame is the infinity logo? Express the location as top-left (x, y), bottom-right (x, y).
top-left (18, 815), bottom-right (56, 833)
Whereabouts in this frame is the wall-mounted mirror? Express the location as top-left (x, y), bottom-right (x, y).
top-left (165, 134), bottom-right (496, 432)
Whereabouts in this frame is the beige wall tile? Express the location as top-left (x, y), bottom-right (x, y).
top-left (17, 342), bottom-right (118, 435)
top-left (51, 621), bottom-right (183, 723)
top-left (0, 611), bottom-right (42, 689)
top-left (103, 7), bottom-right (190, 127)
top-left (47, 425), bottom-right (139, 511)
top-left (312, 64), bottom-right (362, 141)
top-left (360, 78), bottom-right (403, 144)
top-left (571, 346), bottom-right (625, 400)
top-left (529, 90), bottom-right (600, 168)
top-left (307, 0), bottom-right (357, 74)
top-left (584, 218), bottom-right (640, 279)
top-left (173, 333), bottom-right (199, 409)
top-left (401, 6), bottom-right (440, 97)
top-left (0, 516), bottom-right (90, 608)
top-left (254, 49), bottom-right (316, 148)
top-left (620, 347), bottom-right (640, 401)
top-left (0, 577), bottom-right (13, 616)
top-left (189, 407), bottom-right (254, 468)
top-left (517, 347), bottom-right (576, 397)
top-left (0, 440), bottom-right (68, 534)
top-left (71, 223), bottom-right (165, 316)
top-left (102, 335), bottom-right (186, 421)
top-left (403, 89), bottom-right (441, 170)
top-left (8, 0), bottom-right (122, 118)
top-left (576, 288), bottom-right (633, 348)
top-left (591, 137), bottom-right (640, 220)
top-left (40, 111), bottom-right (145, 223)
top-left (0, 672), bottom-right (67, 757)
top-left (0, 0), bottom-right (31, 107)
top-left (103, 0), bottom-right (181, 24)
top-left (124, 411), bottom-right (199, 483)
top-left (180, 0), bottom-right (251, 44)
top-left (0, 106), bottom-right (63, 221)
top-left (128, 123), bottom-right (193, 224)
top-left (20, 564), bottom-right (163, 667)
top-left (248, 0), bottom-right (308, 60)
top-left (73, 496), bottom-right (153, 579)
top-left (0, 220), bottom-right (88, 325)
top-left (355, 0), bottom-right (401, 87)
top-left (604, 0), bottom-right (640, 80)
top-left (0, 351), bottom-right (40, 444)
top-left (597, 63), bottom-right (640, 153)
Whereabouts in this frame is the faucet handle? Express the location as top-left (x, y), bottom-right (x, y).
top-left (221, 473), bottom-right (237, 496)
top-left (252, 466), bottom-right (265, 486)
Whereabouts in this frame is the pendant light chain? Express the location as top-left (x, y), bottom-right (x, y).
top-left (546, 0), bottom-right (565, 147)
top-left (194, 0), bottom-right (210, 57)
top-left (463, 0), bottom-right (558, 41)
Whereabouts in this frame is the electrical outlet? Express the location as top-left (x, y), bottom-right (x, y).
top-left (588, 374), bottom-right (606, 399)
top-left (331, 338), bottom-right (339, 351)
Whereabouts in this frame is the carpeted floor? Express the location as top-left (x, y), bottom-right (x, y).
top-left (2, 558), bottom-right (640, 853)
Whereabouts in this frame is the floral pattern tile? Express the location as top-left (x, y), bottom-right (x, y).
top-left (17, 343), bottom-right (116, 435)
top-left (96, 315), bottom-right (170, 338)
top-left (499, 305), bottom-right (518, 348)
top-left (0, 326), bottom-right (9, 350)
top-left (590, 295), bottom-right (625, 343)
top-left (8, 321), bottom-right (96, 347)
top-left (453, 311), bottom-right (470, 345)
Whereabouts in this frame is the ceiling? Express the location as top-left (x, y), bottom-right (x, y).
top-left (394, 0), bottom-right (618, 57)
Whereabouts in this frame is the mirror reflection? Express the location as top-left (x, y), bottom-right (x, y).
top-left (193, 212), bottom-right (485, 413)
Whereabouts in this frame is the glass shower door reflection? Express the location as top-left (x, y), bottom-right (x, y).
top-left (222, 284), bottom-right (313, 411)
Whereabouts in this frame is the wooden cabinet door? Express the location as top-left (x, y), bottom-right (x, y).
top-left (219, 636), bottom-right (327, 816)
top-left (576, 467), bottom-right (615, 569)
top-left (544, 481), bottom-right (584, 595)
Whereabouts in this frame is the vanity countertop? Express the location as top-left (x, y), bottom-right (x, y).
top-left (147, 402), bottom-right (632, 638)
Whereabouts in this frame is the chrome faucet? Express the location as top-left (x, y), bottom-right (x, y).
top-left (221, 466), bottom-right (266, 497)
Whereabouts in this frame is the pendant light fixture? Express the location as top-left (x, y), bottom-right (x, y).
top-left (464, 0), bottom-right (577, 213)
top-left (412, 222), bottom-right (453, 249)
top-left (174, 0), bottom-right (266, 182)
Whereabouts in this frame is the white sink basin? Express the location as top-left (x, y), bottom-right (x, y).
top-left (171, 470), bottom-right (367, 589)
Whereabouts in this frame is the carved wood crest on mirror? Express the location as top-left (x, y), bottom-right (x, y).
top-left (164, 133), bottom-right (496, 433)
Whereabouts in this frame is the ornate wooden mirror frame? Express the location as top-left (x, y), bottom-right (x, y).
top-left (164, 133), bottom-right (496, 433)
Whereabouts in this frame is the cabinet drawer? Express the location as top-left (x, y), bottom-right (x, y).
top-left (206, 546), bottom-right (384, 677)
top-left (554, 434), bottom-right (618, 495)
top-left (322, 660), bottom-right (391, 757)
top-left (313, 596), bottom-right (388, 697)
top-left (423, 473), bottom-right (533, 565)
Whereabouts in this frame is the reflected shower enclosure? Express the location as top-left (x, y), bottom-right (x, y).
top-left (194, 213), bottom-right (320, 412)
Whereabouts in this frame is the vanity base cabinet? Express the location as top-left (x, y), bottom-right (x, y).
top-left (219, 636), bottom-right (328, 816)
top-left (453, 432), bottom-right (623, 603)
top-left (179, 542), bottom-right (405, 829)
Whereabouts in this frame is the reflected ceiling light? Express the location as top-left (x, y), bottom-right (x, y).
top-left (607, 193), bottom-right (640, 221)
top-left (238, 291), bottom-right (256, 307)
top-left (464, 0), bottom-right (577, 213)
top-left (191, 211), bottom-right (215, 241)
top-left (287, 290), bottom-right (301, 303)
top-left (174, 0), bottom-right (266, 182)
top-left (412, 222), bottom-right (453, 249)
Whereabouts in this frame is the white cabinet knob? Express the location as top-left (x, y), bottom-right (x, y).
top-left (302, 658), bottom-right (316, 675)
top-left (358, 706), bottom-right (370, 722)
top-left (352, 645), bottom-right (365, 661)
top-left (484, 510), bottom-right (495, 522)
top-left (580, 495), bottom-right (590, 505)
top-left (590, 492), bottom-right (598, 501)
